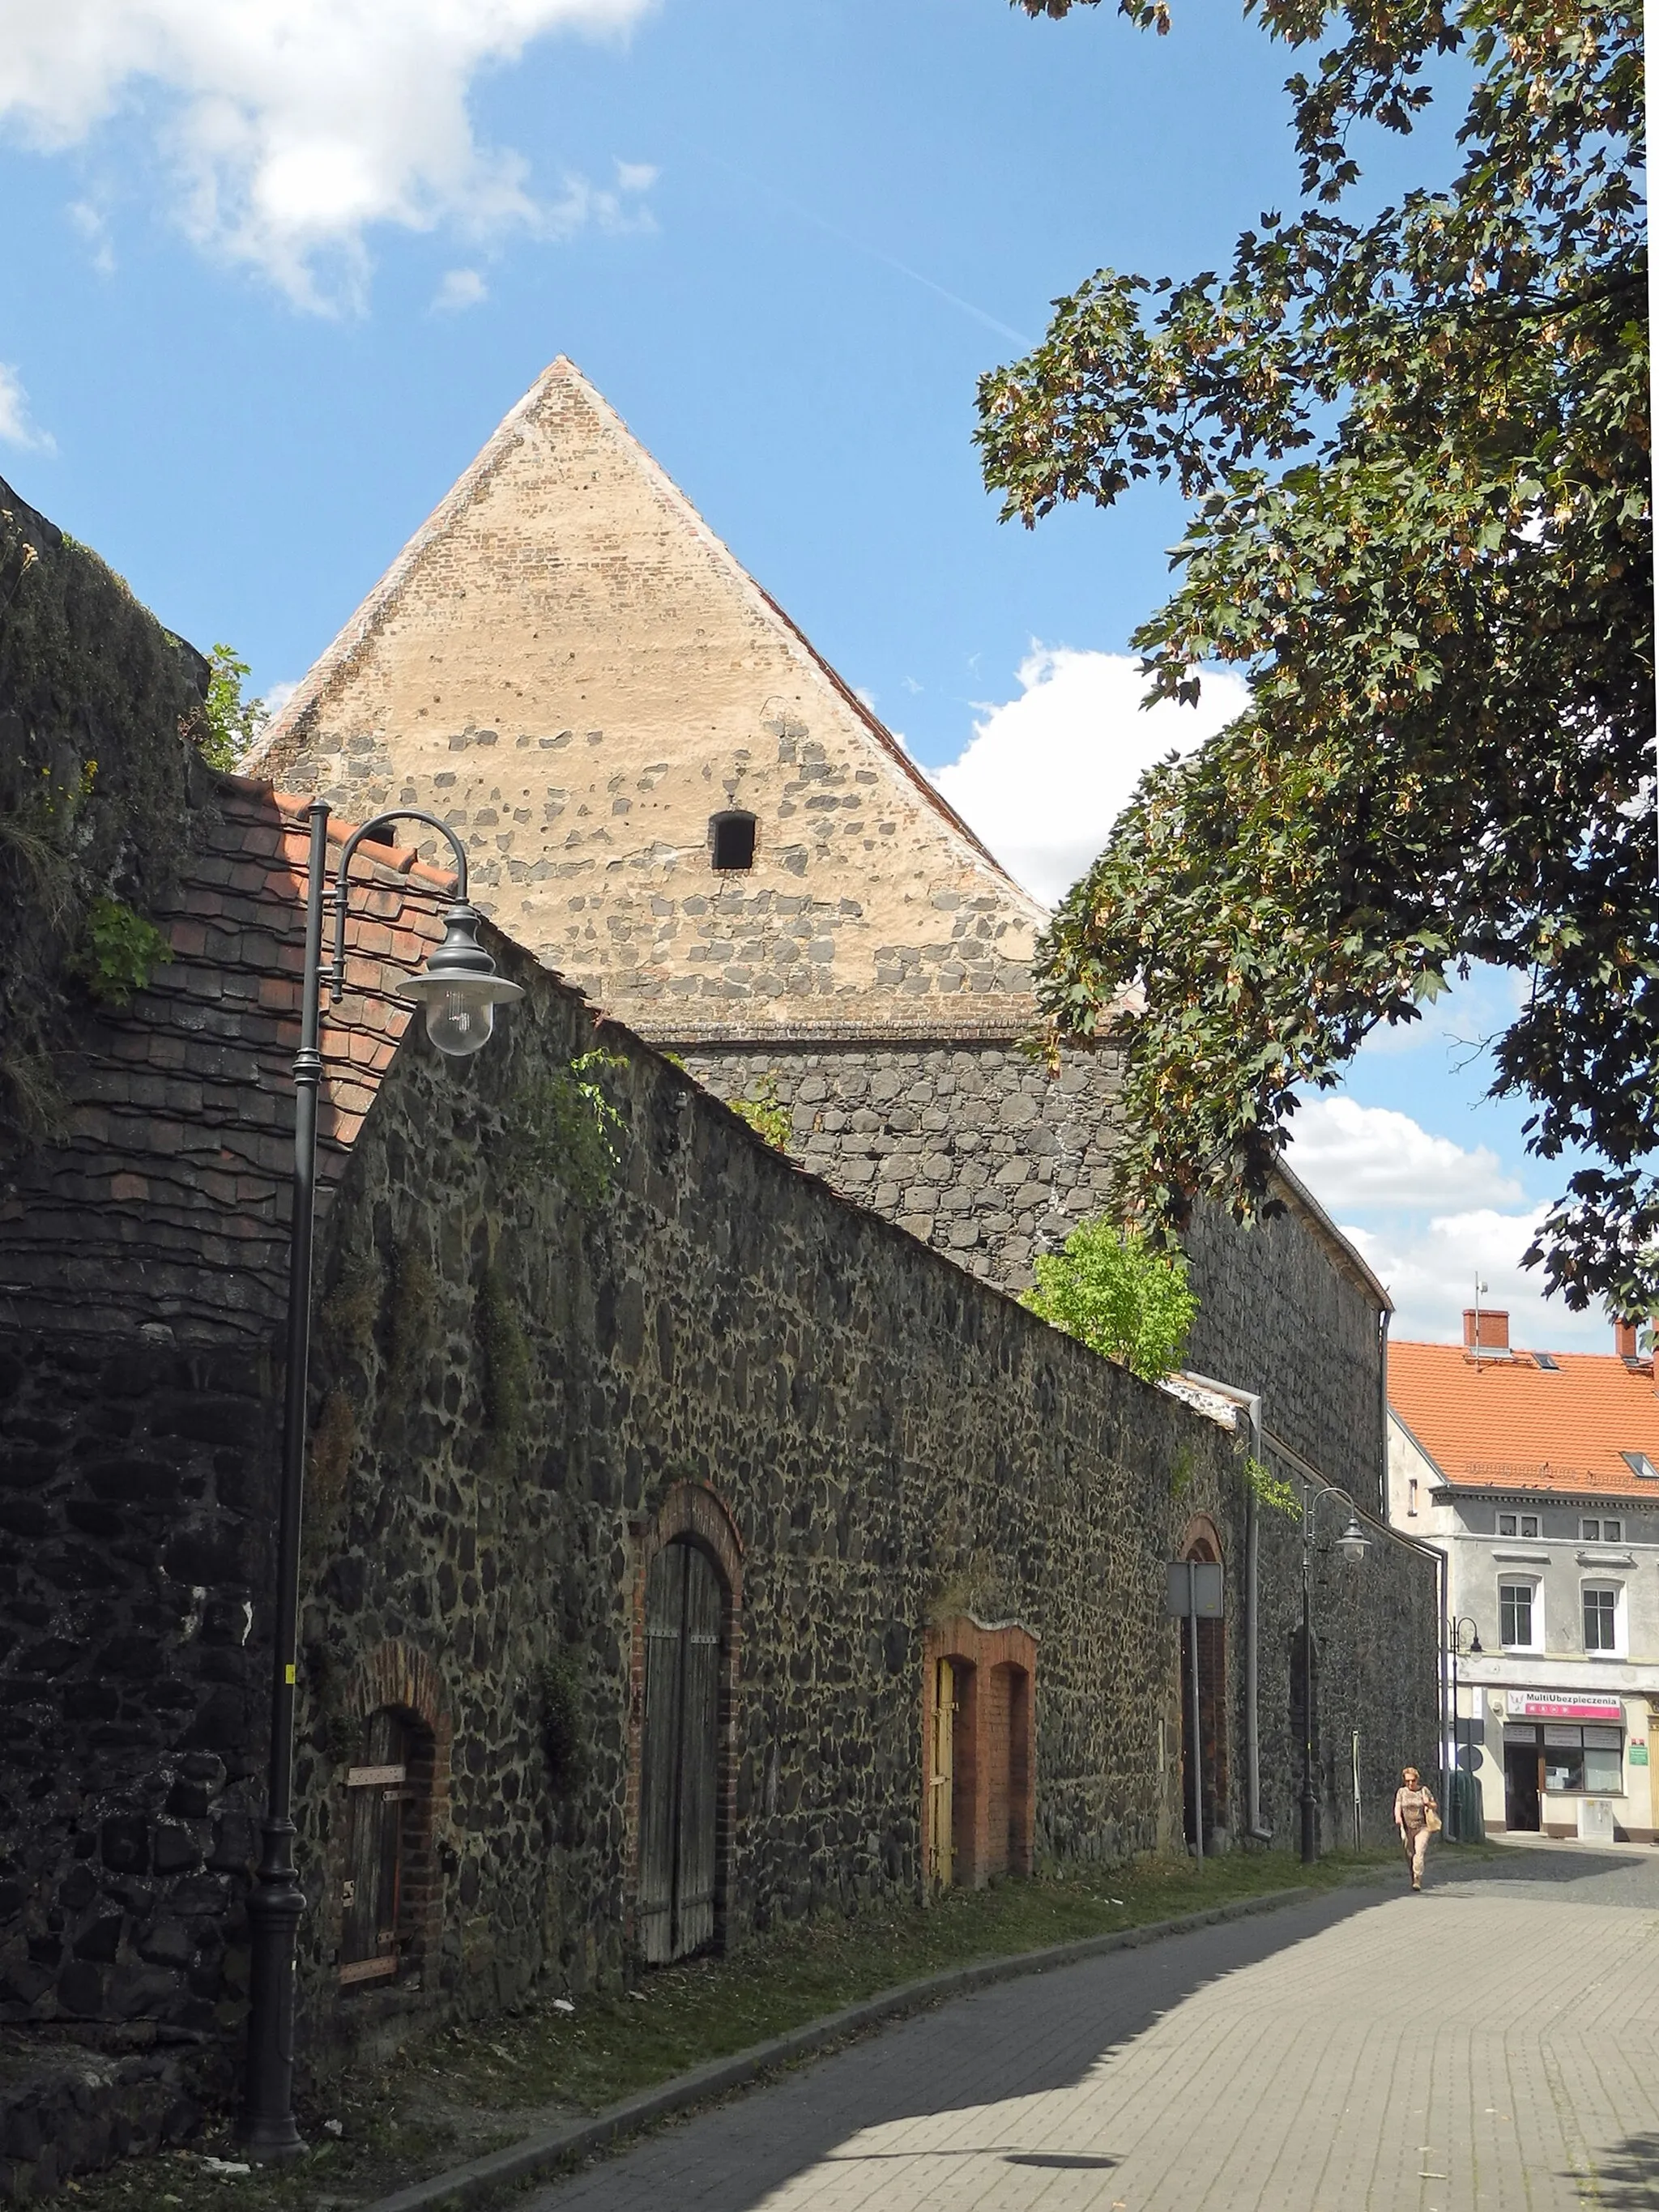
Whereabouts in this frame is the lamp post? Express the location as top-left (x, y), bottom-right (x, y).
top-left (1299, 1490), bottom-right (1371, 1866)
top-left (1447, 1614), bottom-right (1482, 1843)
top-left (237, 805), bottom-right (521, 2159)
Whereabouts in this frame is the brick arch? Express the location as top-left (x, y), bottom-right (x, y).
top-left (1179, 1512), bottom-right (1225, 1566)
top-left (922, 1617), bottom-right (1038, 1890)
top-left (625, 1483), bottom-right (744, 1958)
top-left (335, 1639), bottom-right (453, 1992)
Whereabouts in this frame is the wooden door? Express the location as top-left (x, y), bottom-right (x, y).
top-left (340, 1708), bottom-right (409, 1986)
top-left (638, 1540), bottom-right (723, 1963)
top-left (931, 1659), bottom-right (956, 1888)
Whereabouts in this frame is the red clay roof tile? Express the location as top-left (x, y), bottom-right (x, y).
top-left (1390, 1337), bottom-right (1659, 1499)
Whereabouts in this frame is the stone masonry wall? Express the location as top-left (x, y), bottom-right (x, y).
top-left (0, 940), bottom-right (1435, 2112)
top-left (675, 1040), bottom-right (1390, 1511)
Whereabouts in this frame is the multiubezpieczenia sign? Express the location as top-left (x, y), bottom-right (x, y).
top-left (1506, 1689), bottom-right (1625, 1722)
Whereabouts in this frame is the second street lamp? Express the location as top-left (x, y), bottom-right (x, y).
top-left (1299, 1491), bottom-right (1372, 1865)
top-left (237, 805), bottom-right (521, 2161)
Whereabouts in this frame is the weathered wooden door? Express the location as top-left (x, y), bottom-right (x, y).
top-left (930, 1659), bottom-right (956, 1888)
top-left (638, 1540), bottom-right (723, 1963)
top-left (339, 1708), bottom-right (409, 1987)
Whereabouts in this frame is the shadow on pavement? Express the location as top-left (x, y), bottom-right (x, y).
top-left (1583, 2133), bottom-right (1659, 2208)
top-left (542, 1884), bottom-right (1393, 2208)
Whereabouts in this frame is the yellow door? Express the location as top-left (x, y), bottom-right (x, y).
top-left (931, 1659), bottom-right (955, 1888)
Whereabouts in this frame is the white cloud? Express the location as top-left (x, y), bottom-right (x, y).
top-left (261, 678), bottom-right (299, 722)
top-left (934, 648), bottom-right (1252, 906)
top-left (68, 198), bottom-right (117, 274)
top-left (433, 266), bottom-right (488, 313)
top-left (0, 0), bottom-right (657, 310)
top-left (1340, 1207), bottom-right (1609, 1353)
top-left (1286, 1097), bottom-right (1524, 1213)
top-left (0, 364), bottom-right (56, 454)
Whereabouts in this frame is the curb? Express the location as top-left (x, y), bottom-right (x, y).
top-left (364, 1878), bottom-right (1368, 2212)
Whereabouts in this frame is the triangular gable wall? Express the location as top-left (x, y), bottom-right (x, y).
top-left (254, 360), bottom-right (1046, 1038)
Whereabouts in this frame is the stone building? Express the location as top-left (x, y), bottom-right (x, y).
top-left (0, 484), bottom-right (1439, 2192)
top-left (252, 360), bottom-right (1393, 1504)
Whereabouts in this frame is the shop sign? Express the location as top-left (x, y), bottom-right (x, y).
top-left (1506, 1690), bottom-right (1625, 1722)
top-left (1631, 1745), bottom-right (1650, 1766)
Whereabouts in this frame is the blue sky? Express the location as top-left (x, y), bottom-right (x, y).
top-left (0, 0), bottom-right (1610, 1348)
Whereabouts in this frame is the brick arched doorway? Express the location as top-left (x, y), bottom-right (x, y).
top-left (923, 1618), bottom-right (1037, 1890)
top-left (1178, 1519), bottom-right (1229, 1851)
top-left (629, 1485), bottom-right (743, 1963)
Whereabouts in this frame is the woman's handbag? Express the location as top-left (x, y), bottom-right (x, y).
top-left (1423, 1803), bottom-right (1443, 1834)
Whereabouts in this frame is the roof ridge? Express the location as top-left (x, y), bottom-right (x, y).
top-left (247, 359), bottom-right (1044, 920)
top-left (215, 769), bottom-right (458, 893)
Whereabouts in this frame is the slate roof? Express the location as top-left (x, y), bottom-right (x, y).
top-left (0, 773), bottom-right (454, 1345)
top-left (1389, 1336), bottom-right (1659, 1500)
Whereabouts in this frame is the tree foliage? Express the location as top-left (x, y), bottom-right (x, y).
top-left (1021, 1215), bottom-right (1199, 1379)
top-left (196, 643), bottom-right (266, 770)
top-left (979, 0), bottom-right (1654, 1315)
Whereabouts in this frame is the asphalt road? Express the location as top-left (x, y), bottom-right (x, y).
top-left (531, 1840), bottom-right (1659, 2212)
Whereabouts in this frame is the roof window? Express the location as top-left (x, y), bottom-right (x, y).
top-left (1620, 1451), bottom-right (1659, 1481)
top-left (710, 810), bottom-right (757, 872)
top-left (1531, 1352), bottom-right (1561, 1371)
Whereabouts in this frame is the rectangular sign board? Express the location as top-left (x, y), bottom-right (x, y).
top-left (1506, 1690), bottom-right (1624, 1722)
top-left (1165, 1561), bottom-right (1224, 1618)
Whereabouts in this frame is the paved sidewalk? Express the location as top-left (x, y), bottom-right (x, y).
top-left (532, 1843), bottom-right (1659, 2212)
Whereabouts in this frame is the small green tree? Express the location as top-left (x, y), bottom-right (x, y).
top-left (1021, 1216), bottom-right (1198, 1381)
top-left (195, 644), bottom-right (266, 770)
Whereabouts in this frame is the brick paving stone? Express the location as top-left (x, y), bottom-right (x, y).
top-left (531, 1843), bottom-right (1659, 2212)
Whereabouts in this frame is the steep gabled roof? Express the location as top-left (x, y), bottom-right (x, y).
top-left (1388, 1336), bottom-right (1659, 1499)
top-left (250, 359), bottom-right (1047, 1038)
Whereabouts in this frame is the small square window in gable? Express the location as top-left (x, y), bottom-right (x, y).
top-left (710, 812), bottom-right (757, 872)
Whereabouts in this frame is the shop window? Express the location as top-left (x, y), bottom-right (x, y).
top-left (1499, 1582), bottom-right (1537, 1650)
top-left (1583, 1586), bottom-right (1621, 1654)
top-left (1542, 1724), bottom-right (1623, 1794)
top-left (710, 811), bottom-right (757, 872)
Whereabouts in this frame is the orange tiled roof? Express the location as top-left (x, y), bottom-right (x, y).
top-left (0, 773), bottom-right (457, 1345)
top-left (1389, 1337), bottom-right (1659, 1499)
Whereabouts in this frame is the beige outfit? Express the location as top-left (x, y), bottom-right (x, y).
top-left (1394, 1784), bottom-right (1435, 1886)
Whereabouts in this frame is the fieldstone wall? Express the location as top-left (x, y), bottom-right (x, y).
top-left (673, 1039), bottom-right (1390, 1510)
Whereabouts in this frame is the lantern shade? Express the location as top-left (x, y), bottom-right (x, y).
top-left (399, 903), bottom-right (523, 1058)
top-left (1337, 1514), bottom-right (1371, 1562)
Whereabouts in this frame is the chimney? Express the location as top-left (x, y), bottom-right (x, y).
top-left (1614, 1319), bottom-right (1650, 1370)
top-left (1463, 1307), bottom-right (1510, 1355)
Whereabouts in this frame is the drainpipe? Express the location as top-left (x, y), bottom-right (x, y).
top-left (1178, 1372), bottom-right (1273, 1843)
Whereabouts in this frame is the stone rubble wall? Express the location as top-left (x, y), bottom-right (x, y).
top-left (674, 1040), bottom-right (1389, 1511)
top-left (0, 946), bottom-right (1436, 2120)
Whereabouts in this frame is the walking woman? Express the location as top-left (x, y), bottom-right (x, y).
top-left (1393, 1767), bottom-right (1439, 1890)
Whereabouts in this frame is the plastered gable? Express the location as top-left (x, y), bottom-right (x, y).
top-left (254, 359), bottom-right (1046, 1038)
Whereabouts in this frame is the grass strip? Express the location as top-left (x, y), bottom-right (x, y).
top-left (59, 1842), bottom-right (1431, 2210)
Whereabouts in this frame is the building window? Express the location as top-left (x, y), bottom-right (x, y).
top-left (1497, 1512), bottom-right (1539, 1540)
top-left (1521, 1515), bottom-right (1540, 1539)
top-left (1584, 1586), bottom-right (1621, 1655)
top-left (1582, 1518), bottom-right (1623, 1543)
top-left (1499, 1582), bottom-right (1537, 1650)
top-left (710, 811), bottom-right (757, 871)
top-left (1620, 1451), bottom-right (1659, 1482)
top-left (1407, 1477), bottom-right (1418, 1515)
top-left (1541, 1724), bottom-right (1623, 1794)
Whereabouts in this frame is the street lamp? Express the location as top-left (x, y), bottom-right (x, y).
top-left (1299, 1490), bottom-right (1372, 1865)
top-left (1447, 1614), bottom-right (1482, 1842)
top-left (237, 804), bottom-right (521, 2160)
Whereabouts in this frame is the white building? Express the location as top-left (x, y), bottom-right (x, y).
top-left (1387, 1311), bottom-right (1659, 1842)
